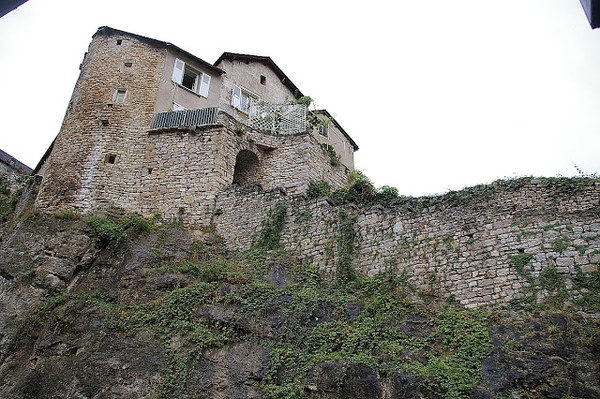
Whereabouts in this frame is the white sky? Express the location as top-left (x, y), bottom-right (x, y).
top-left (0, 0), bottom-right (598, 196)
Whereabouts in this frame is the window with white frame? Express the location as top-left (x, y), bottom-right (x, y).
top-left (231, 85), bottom-right (256, 115)
top-left (171, 58), bottom-right (211, 97)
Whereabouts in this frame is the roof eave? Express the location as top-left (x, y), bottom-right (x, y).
top-left (95, 26), bottom-right (225, 75)
top-left (315, 110), bottom-right (359, 151)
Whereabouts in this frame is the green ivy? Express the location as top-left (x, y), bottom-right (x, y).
top-left (253, 204), bottom-right (287, 250)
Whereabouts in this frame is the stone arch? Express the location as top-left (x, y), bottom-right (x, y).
top-left (233, 149), bottom-right (261, 186)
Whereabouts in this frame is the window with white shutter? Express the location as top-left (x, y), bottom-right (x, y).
top-left (231, 85), bottom-right (257, 115)
top-left (199, 73), bottom-right (211, 97)
top-left (172, 58), bottom-right (210, 97)
top-left (172, 58), bottom-right (185, 85)
top-left (232, 85), bottom-right (241, 109)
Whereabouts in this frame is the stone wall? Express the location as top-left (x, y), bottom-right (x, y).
top-left (35, 30), bottom-right (166, 214)
top-left (138, 112), bottom-right (349, 226)
top-left (214, 179), bottom-right (600, 308)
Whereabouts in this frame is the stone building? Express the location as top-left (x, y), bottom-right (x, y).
top-left (34, 26), bottom-right (358, 225)
top-left (0, 149), bottom-right (32, 175)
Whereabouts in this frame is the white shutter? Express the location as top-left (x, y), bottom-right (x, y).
top-left (232, 85), bottom-right (241, 108)
top-left (172, 58), bottom-right (185, 84)
top-left (199, 73), bottom-right (211, 97)
top-left (249, 97), bottom-right (256, 116)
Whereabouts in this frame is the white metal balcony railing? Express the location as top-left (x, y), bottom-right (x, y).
top-left (151, 103), bottom-right (307, 135)
top-left (249, 102), bottom-right (307, 135)
top-left (152, 107), bottom-right (218, 129)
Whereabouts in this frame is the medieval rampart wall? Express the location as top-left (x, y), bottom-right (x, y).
top-left (214, 179), bottom-right (600, 308)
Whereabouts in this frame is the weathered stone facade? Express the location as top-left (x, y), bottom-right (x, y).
top-left (214, 179), bottom-right (600, 308)
top-left (34, 27), bottom-right (355, 223)
top-left (139, 112), bottom-right (349, 225)
top-left (35, 31), bottom-right (166, 214)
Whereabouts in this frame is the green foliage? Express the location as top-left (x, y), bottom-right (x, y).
top-left (320, 143), bottom-right (340, 166)
top-left (256, 263), bottom-right (491, 399)
top-left (330, 170), bottom-right (400, 208)
top-left (306, 179), bottom-right (331, 199)
top-left (538, 266), bottom-right (564, 292)
top-left (120, 212), bottom-right (154, 233)
top-left (164, 257), bottom-right (248, 284)
top-left (348, 169), bottom-right (372, 186)
top-left (0, 181), bottom-right (17, 222)
top-left (87, 213), bottom-right (154, 243)
top-left (292, 96), bottom-right (313, 106)
top-left (572, 266), bottom-right (600, 311)
top-left (254, 204), bottom-right (287, 250)
top-left (373, 185), bottom-right (400, 206)
top-left (510, 252), bottom-right (534, 276)
top-left (336, 209), bottom-right (358, 284)
top-left (552, 237), bottom-right (569, 253)
top-left (233, 124), bottom-right (245, 135)
top-left (53, 208), bottom-right (81, 220)
top-left (87, 215), bottom-right (126, 243)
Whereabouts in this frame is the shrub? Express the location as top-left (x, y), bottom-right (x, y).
top-left (307, 180), bottom-right (331, 198)
top-left (320, 143), bottom-right (340, 166)
top-left (87, 215), bottom-right (126, 242)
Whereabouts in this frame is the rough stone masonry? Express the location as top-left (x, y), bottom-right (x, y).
top-left (214, 178), bottom-right (600, 308)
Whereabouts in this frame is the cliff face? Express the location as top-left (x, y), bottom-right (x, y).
top-left (0, 177), bottom-right (599, 398)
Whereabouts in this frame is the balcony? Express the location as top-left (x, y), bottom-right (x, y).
top-left (152, 107), bottom-right (218, 129)
top-left (151, 103), bottom-right (308, 135)
top-left (249, 102), bottom-right (307, 135)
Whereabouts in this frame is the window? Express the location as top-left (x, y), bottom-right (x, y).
top-left (231, 85), bottom-right (256, 115)
top-left (260, 75), bottom-right (266, 85)
top-left (114, 89), bottom-right (126, 104)
top-left (116, 39), bottom-right (122, 45)
top-left (171, 58), bottom-right (211, 97)
top-left (123, 61), bottom-right (133, 70)
top-left (319, 124), bottom-right (328, 137)
top-left (106, 154), bottom-right (116, 164)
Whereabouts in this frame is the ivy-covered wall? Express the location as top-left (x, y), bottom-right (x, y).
top-left (214, 178), bottom-right (600, 308)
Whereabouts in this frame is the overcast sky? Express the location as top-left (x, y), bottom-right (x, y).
top-left (0, 0), bottom-right (598, 196)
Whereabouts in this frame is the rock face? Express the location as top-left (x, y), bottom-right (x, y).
top-left (1, 173), bottom-right (600, 398)
top-left (0, 214), bottom-right (598, 399)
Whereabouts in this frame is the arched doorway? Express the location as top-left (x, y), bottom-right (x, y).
top-left (233, 150), bottom-right (260, 186)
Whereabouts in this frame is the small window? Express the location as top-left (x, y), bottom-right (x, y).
top-left (124, 61), bottom-right (133, 70)
top-left (147, 168), bottom-right (153, 175)
top-left (260, 75), bottom-right (266, 85)
top-left (114, 89), bottom-right (126, 104)
top-left (319, 125), bottom-right (328, 137)
top-left (106, 154), bottom-right (116, 164)
top-left (116, 39), bottom-right (122, 45)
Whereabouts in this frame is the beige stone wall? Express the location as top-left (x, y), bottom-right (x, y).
top-left (214, 180), bottom-right (600, 308)
top-left (35, 30), bottom-right (166, 214)
top-left (139, 112), bottom-right (349, 226)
